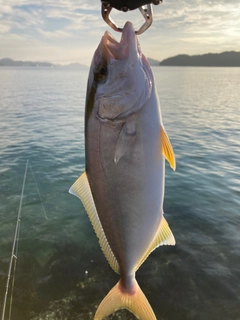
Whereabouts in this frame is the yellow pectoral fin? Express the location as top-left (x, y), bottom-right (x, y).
top-left (161, 126), bottom-right (176, 171)
top-left (69, 171), bottom-right (120, 274)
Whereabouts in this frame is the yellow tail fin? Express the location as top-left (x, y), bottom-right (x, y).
top-left (94, 278), bottom-right (156, 320)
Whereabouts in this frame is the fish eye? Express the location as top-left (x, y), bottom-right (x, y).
top-left (98, 66), bottom-right (107, 76)
top-left (95, 65), bottom-right (107, 82)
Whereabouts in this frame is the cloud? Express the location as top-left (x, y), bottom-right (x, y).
top-left (0, 0), bottom-right (239, 64)
top-left (142, 0), bottom-right (240, 60)
top-left (0, 24), bottom-right (11, 33)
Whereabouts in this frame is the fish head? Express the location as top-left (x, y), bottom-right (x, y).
top-left (86, 21), bottom-right (153, 121)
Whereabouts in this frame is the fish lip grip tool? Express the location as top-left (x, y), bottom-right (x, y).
top-left (101, 0), bottom-right (162, 11)
top-left (101, 0), bottom-right (162, 35)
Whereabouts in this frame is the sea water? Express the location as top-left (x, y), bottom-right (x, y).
top-left (0, 66), bottom-right (240, 320)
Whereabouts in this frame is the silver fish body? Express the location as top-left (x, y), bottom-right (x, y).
top-left (70, 21), bottom-right (176, 320)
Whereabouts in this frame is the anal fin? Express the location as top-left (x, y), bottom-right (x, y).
top-left (135, 216), bottom-right (175, 272)
top-left (69, 171), bottom-right (120, 274)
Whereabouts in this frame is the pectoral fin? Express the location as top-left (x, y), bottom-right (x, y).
top-left (114, 120), bottom-right (136, 164)
top-left (161, 126), bottom-right (176, 171)
top-left (69, 172), bottom-right (120, 274)
top-left (134, 216), bottom-right (175, 272)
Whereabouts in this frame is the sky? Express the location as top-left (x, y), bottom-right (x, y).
top-left (0, 0), bottom-right (239, 65)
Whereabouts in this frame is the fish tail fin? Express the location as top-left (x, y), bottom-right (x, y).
top-left (94, 278), bottom-right (156, 320)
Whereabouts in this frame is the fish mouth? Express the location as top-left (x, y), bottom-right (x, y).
top-left (101, 21), bottom-right (140, 62)
top-left (91, 21), bottom-right (153, 122)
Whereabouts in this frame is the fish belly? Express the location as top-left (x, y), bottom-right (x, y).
top-left (86, 92), bottom-right (164, 275)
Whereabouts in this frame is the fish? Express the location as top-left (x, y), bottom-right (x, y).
top-left (69, 21), bottom-right (176, 320)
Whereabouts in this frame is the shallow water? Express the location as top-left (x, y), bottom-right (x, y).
top-left (0, 66), bottom-right (240, 320)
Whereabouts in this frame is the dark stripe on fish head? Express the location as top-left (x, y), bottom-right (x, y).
top-left (85, 33), bottom-right (110, 125)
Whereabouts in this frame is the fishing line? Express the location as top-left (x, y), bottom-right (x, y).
top-left (7, 223), bottom-right (20, 320)
top-left (2, 160), bottom-right (49, 319)
top-left (1, 160), bottom-right (29, 320)
top-left (28, 162), bottom-right (49, 220)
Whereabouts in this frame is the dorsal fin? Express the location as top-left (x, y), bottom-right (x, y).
top-left (161, 125), bottom-right (176, 171)
top-left (134, 216), bottom-right (175, 272)
top-left (69, 171), bottom-right (120, 274)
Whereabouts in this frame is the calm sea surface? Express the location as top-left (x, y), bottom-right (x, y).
top-left (0, 66), bottom-right (240, 320)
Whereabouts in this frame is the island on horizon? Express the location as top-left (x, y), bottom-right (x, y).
top-left (1, 51), bottom-right (240, 67)
top-left (0, 58), bottom-right (87, 69)
top-left (159, 51), bottom-right (240, 67)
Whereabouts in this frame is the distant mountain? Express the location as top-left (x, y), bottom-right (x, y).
top-left (0, 58), bottom-right (54, 67)
top-left (159, 51), bottom-right (240, 67)
top-left (2, 52), bottom-right (240, 68)
top-left (147, 57), bottom-right (160, 66)
top-left (60, 62), bottom-right (88, 69)
top-left (0, 58), bottom-right (87, 68)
